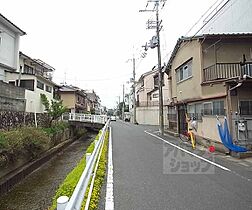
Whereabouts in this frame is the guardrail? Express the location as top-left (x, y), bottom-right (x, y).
top-left (62, 113), bottom-right (107, 124)
top-left (57, 120), bottom-right (110, 210)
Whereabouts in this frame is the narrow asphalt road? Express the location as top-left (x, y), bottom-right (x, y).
top-left (110, 120), bottom-right (252, 210)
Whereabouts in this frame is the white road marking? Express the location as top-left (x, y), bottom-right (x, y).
top-left (145, 130), bottom-right (231, 172)
top-left (105, 127), bottom-right (114, 210)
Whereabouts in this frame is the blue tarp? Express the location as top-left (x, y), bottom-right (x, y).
top-left (217, 118), bottom-right (247, 152)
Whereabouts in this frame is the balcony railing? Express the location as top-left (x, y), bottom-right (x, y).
top-left (203, 62), bottom-right (252, 82)
top-left (23, 67), bottom-right (53, 80)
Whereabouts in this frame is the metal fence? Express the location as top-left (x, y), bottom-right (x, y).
top-left (57, 120), bottom-right (109, 210)
top-left (62, 113), bottom-right (107, 124)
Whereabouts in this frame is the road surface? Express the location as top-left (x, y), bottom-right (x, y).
top-left (108, 120), bottom-right (252, 210)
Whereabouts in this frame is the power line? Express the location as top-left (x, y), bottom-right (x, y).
top-left (53, 73), bottom-right (132, 82)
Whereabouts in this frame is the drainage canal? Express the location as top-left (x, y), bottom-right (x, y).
top-left (0, 132), bottom-right (96, 210)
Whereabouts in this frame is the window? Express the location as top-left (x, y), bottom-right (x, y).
top-left (19, 79), bottom-right (34, 91)
top-left (46, 85), bottom-right (52, 93)
top-left (240, 101), bottom-right (252, 115)
top-left (203, 102), bottom-right (213, 115)
top-left (152, 93), bottom-right (159, 98)
top-left (176, 59), bottom-right (192, 82)
top-left (24, 64), bottom-right (34, 75)
top-left (203, 100), bottom-right (225, 116)
top-left (168, 106), bottom-right (177, 122)
top-left (187, 103), bottom-right (202, 120)
top-left (9, 81), bottom-right (15, 86)
top-left (213, 101), bottom-right (225, 115)
top-left (154, 75), bottom-right (159, 88)
top-left (37, 80), bottom-right (44, 90)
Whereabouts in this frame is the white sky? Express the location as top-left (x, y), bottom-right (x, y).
top-left (2, 0), bottom-right (219, 108)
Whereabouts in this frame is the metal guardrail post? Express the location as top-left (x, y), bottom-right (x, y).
top-left (57, 196), bottom-right (69, 210)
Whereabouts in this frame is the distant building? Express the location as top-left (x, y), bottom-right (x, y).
top-left (86, 90), bottom-right (101, 115)
top-left (58, 85), bottom-right (87, 113)
top-left (135, 68), bottom-right (170, 125)
top-left (202, 0), bottom-right (252, 34)
top-left (0, 13), bottom-right (26, 81)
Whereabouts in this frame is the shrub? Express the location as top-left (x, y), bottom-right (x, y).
top-left (43, 122), bottom-right (69, 136)
top-left (0, 127), bottom-right (51, 162)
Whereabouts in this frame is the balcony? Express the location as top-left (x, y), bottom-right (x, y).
top-left (203, 62), bottom-right (252, 82)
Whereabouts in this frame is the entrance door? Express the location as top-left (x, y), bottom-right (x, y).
top-left (178, 104), bottom-right (187, 135)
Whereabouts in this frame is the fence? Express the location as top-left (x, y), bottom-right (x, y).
top-left (203, 62), bottom-right (252, 82)
top-left (63, 113), bottom-right (107, 124)
top-left (57, 120), bottom-right (109, 210)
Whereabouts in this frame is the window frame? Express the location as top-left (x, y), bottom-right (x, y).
top-left (45, 85), bottom-right (52, 93)
top-left (37, 80), bottom-right (44, 90)
top-left (176, 58), bottom-right (193, 83)
top-left (240, 100), bottom-right (252, 116)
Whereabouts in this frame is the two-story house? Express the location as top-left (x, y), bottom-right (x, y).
top-left (58, 85), bottom-right (87, 113)
top-left (86, 90), bottom-right (101, 115)
top-left (165, 33), bottom-right (252, 151)
top-left (6, 52), bottom-right (57, 113)
top-left (135, 68), bottom-right (171, 125)
top-left (0, 13), bottom-right (26, 81)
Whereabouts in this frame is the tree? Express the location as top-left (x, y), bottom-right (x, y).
top-left (41, 94), bottom-right (67, 126)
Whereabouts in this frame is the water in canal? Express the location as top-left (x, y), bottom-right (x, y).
top-left (0, 132), bottom-right (96, 210)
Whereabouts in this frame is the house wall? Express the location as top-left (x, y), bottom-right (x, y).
top-left (60, 92), bottom-right (76, 110)
top-left (136, 106), bottom-right (168, 126)
top-left (202, 83), bottom-right (226, 99)
top-left (196, 116), bottom-right (224, 143)
top-left (171, 40), bottom-right (202, 102)
top-left (0, 22), bottom-right (20, 80)
top-left (202, 41), bottom-right (252, 68)
top-left (6, 72), bottom-right (54, 113)
top-left (0, 22), bottom-right (17, 69)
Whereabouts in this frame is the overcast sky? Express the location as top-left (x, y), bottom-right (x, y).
top-left (2, 0), bottom-right (220, 108)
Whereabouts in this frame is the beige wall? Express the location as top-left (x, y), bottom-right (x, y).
top-left (136, 69), bottom-right (170, 105)
top-left (171, 40), bottom-right (202, 102)
top-left (136, 106), bottom-right (168, 126)
top-left (196, 116), bottom-right (224, 143)
top-left (202, 40), bottom-right (252, 68)
top-left (202, 83), bottom-right (226, 99)
top-left (60, 92), bottom-right (75, 109)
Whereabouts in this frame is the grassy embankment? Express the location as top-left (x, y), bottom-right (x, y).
top-left (0, 122), bottom-right (70, 167)
top-left (49, 130), bottom-right (109, 210)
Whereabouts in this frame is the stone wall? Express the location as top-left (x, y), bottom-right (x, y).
top-left (0, 111), bottom-right (50, 130)
top-left (0, 81), bottom-right (26, 112)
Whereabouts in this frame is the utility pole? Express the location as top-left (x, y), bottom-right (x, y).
top-left (122, 84), bottom-right (125, 121)
top-left (132, 57), bottom-right (137, 124)
top-left (140, 0), bottom-right (166, 135)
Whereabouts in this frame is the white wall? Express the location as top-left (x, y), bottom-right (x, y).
top-left (203, 0), bottom-right (252, 34)
top-left (136, 106), bottom-right (168, 126)
top-left (0, 22), bottom-right (20, 69)
top-left (6, 72), bottom-right (54, 113)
